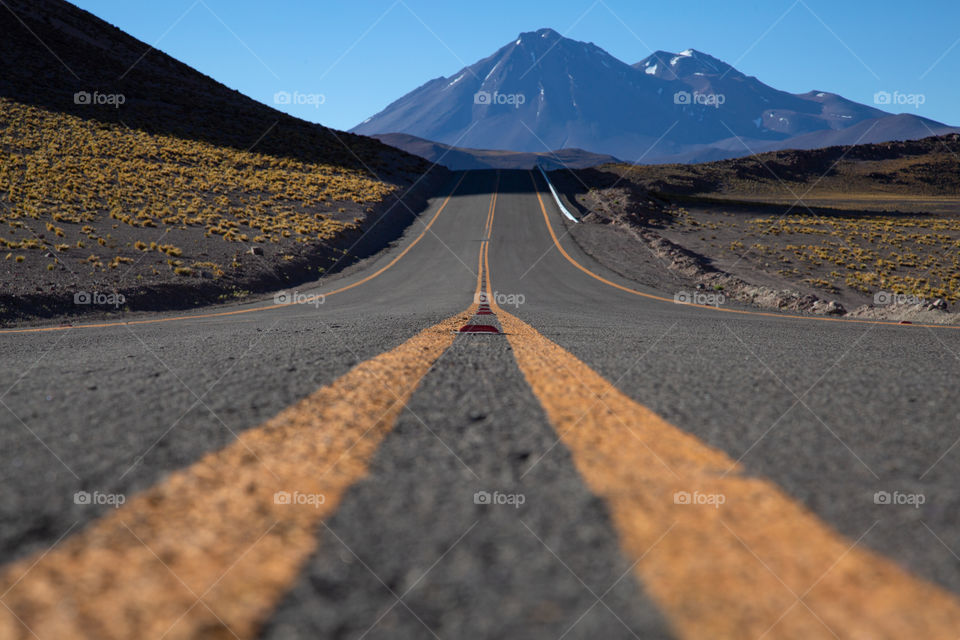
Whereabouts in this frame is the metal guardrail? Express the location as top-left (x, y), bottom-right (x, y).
top-left (536, 164), bottom-right (579, 223)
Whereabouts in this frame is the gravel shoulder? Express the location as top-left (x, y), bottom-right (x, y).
top-left (549, 168), bottom-right (959, 324)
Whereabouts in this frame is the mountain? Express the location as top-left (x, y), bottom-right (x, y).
top-left (633, 51), bottom-right (888, 138)
top-left (371, 133), bottom-right (620, 170)
top-left (353, 28), bottom-right (959, 164)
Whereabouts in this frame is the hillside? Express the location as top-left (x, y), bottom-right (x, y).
top-left (0, 0), bottom-right (445, 322)
top-left (560, 135), bottom-right (960, 313)
top-left (601, 134), bottom-right (960, 203)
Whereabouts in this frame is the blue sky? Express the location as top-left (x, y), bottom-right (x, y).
top-left (72, 0), bottom-right (960, 131)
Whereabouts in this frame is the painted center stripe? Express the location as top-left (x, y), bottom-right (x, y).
top-left (491, 305), bottom-right (960, 639)
top-left (0, 309), bottom-right (472, 640)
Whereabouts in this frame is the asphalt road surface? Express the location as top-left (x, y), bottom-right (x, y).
top-left (2, 170), bottom-right (960, 639)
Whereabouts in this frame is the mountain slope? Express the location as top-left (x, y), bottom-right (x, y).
top-left (0, 0), bottom-right (445, 322)
top-left (0, 0), bottom-right (427, 173)
top-left (634, 51), bottom-right (888, 137)
top-left (649, 113), bottom-right (960, 164)
top-left (355, 28), bottom-right (685, 160)
top-left (353, 29), bottom-right (958, 164)
top-left (593, 133), bottom-right (960, 199)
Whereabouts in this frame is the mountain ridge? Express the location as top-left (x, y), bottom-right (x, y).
top-left (353, 29), bottom-right (959, 164)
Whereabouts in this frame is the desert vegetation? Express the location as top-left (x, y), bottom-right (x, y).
top-left (567, 136), bottom-right (960, 309)
top-left (0, 97), bottom-right (447, 322)
top-left (669, 209), bottom-right (960, 302)
top-left (0, 98), bottom-right (397, 275)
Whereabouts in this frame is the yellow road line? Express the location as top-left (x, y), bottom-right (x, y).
top-left (485, 190), bottom-right (960, 638)
top-left (468, 172), bottom-right (498, 297)
top-left (470, 171), bottom-right (498, 300)
top-left (528, 170), bottom-right (960, 331)
top-left (0, 311), bottom-right (467, 639)
top-left (0, 172), bottom-right (469, 335)
top-left (0, 184), bottom-right (500, 640)
top-left (493, 308), bottom-right (960, 638)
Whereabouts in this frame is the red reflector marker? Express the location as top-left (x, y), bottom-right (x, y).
top-left (458, 324), bottom-right (500, 334)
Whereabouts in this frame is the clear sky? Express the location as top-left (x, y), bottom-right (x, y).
top-left (70, 0), bottom-right (960, 131)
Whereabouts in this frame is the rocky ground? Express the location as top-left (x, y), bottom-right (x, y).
top-left (550, 165), bottom-right (958, 325)
top-left (0, 168), bottom-right (446, 325)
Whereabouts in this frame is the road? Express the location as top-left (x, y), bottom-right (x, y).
top-left (2, 169), bottom-right (960, 639)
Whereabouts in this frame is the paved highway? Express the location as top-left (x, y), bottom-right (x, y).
top-left (2, 170), bottom-right (960, 639)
